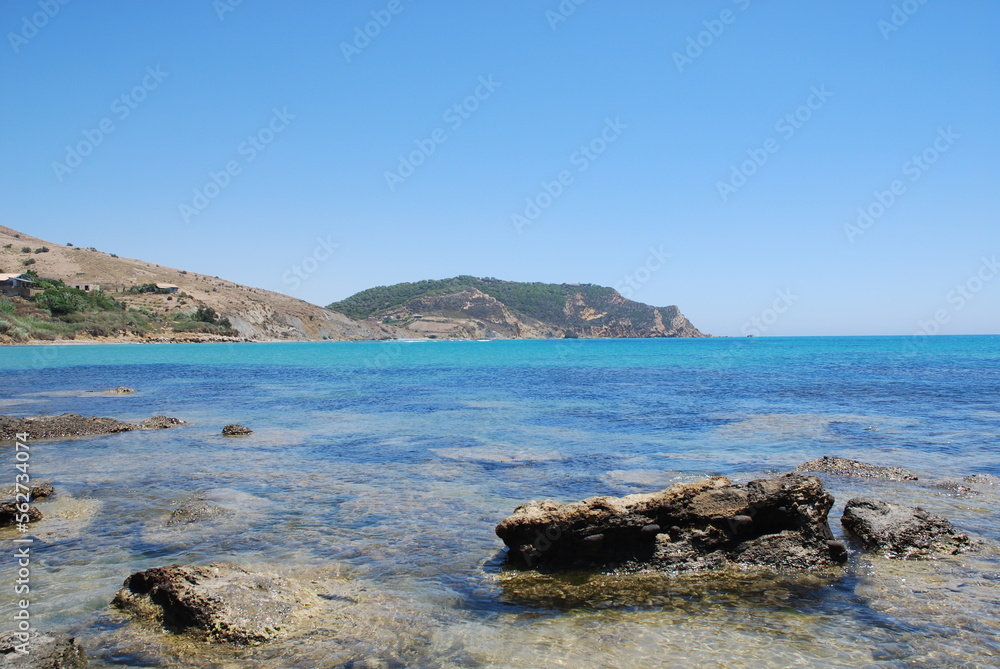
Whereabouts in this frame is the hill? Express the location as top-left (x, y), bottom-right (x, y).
top-left (0, 226), bottom-right (400, 343)
top-left (327, 276), bottom-right (706, 339)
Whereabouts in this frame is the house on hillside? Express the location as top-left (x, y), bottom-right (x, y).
top-left (155, 283), bottom-right (179, 293)
top-left (0, 272), bottom-right (36, 298)
top-left (71, 281), bottom-right (100, 292)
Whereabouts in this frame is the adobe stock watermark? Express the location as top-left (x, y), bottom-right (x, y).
top-left (282, 236), bottom-right (339, 291)
top-left (545, 0), bottom-right (586, 30)
top-left (7, 0), bottom-right (71, 53)
top-left (384, 75), bottom-right (501, 192)
top-left (214, 0), bottom-right (244, 21)
top-left (843, 126), bottom-right (958, 244)
top-left (716, 84), bottom-right (833, 202)
top-left (911, 255), bottom-right (997, 338)
top-left (673, 0), bottom-right (751, 73)
top-left (741, 288), bottom-right (798, 336)
top-left (511, 116), bottom-right (628, 233)
top-left (340, 0), bottom-right (413, 63)
top-left (614, 246), bottom-right (670, 299)
top-left (51, 65), bottom-right (169, 182)
top-left (178, 107), bottom-right (294, 223)
top-left (878, 0), bottom-right (930, 41)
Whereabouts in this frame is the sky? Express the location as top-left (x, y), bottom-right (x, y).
top-left (1, 1), bottom-right (997, 337)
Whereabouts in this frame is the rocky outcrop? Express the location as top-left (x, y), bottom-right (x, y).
top-left (112, 563), bottom-right (315, 644)
top-left (841, 498), bottom-right (971, 558)
top-left (0, 502), bottom-right (42, 527)
top-left (794, 456), bottom-right (918, 481)
top-left (0, 630), bottom-right (87, 668)
top-left (0, 414), bottom-right (185, 441)
top-left (495, 474), bottom-right (846, 573)
top-left (221, 424), bottom-right (253, 436)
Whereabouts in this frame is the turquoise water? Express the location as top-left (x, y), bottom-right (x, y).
top-left (1, 336), bottom-right (998, 667)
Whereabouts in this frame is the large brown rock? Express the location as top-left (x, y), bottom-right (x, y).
top-left (112, 563), bottom-right (314, 644)
top-left (495, 474), bottom-right (846, 573)
top-left (841, 498), bottom-right (971, 558)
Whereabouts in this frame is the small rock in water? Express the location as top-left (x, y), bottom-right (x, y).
top-left (138, 415), bottom-right (186, 430)
top-left (841, 498), bottom-right (971, 558)
top-left (0, 501), bottom-right (42, 527)
top-left (2, 482), bottom-right (53, 501)
top-left (0, 629), bottom-right (88, 668)
top-left (794, 455), bottom-right (918, 481)
top-left (166, 502), bottom-right (232, 526)
top-left (222, 424), bottom-right (253, 436)
top-left (113, 562), bottom-right (313, 644)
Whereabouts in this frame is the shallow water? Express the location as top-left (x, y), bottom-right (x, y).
top-left (1, 336), bottom-right (998, 667)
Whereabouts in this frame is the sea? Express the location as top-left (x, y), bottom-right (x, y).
top-left (1, 336), bottom-right (998, 668)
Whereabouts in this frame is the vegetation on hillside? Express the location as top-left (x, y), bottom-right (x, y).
top-left (0, 272), bottom-right (237, 342)
top-left (327, 275), bottom-right (673, 330)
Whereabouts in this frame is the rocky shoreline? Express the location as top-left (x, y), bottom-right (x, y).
top-left (0, 415), bottom-right (989, 666)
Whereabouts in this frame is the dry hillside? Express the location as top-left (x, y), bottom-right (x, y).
top-left (0, 226), bottom-right (400, 342)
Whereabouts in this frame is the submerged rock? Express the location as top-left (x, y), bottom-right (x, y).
top-left (85, 387), bottom-right (135, 395)
top-left (166, 502), bottom-right (233, 526)
top-left (112, 563), bottom-right (315, 644)
top-left (0, 629), bottom-right (87, 668)
top-left (794, 455), bottom-right (918, 481)
top-left (0, 414), bottom-right (185, 441)
top-left (0, 501), bottom-right (42, 527)
top-left (964, 473), bottom-right (1000, 486)
top-left (221, 424), bottom-right (253, 436)
top-left (841, 498), bottom-right (971, 558)
top-left (495, 474), bottom-right (846, 573)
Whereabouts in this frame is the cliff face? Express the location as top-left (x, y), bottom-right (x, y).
top-left (328, 276), bottom-right (707, 339)
top-left (0, 226), bottom-right (400, 342)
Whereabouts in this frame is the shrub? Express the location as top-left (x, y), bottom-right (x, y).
top-left (33, 285), bottom-right (122, 316)
top-left (22, 258), bottom-right (36, 266)
top-left (21, 247), bottom-right (30, 253)
top-left (33, 247), bottom-right (49, 254)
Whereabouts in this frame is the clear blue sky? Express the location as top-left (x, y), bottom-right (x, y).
top-left (1, 1), bottom-right (997, 336)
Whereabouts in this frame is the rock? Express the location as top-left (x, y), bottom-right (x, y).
top-left (136, 416), bottom-right (186, 430)
top-left (0, 501), bottom-right (42, 527)
top-left (85, 387), bottom-right (135, 395)
top-left (0, 629), bottom-right (87, 668)
top-left (841, 498), bottom-right (972, 558)
top-left (221, 424), bottom-right (253, 436)
top-left (112, 563), bottom-right (313, 644)
top-left (794, 455), bottom-right (918, 481)
top-left (964, 473), bottom-right (1000, 486)
top-left (335, 659), bottom-right (407, 669)
top-left (495, 474), bottom-right (846, 573)
top-left (0, 414), bottom-right (185, 441)
top-left (167, 502), bottom-right (232, 526)
top-left (2, 483), bottom-right (53, 501)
